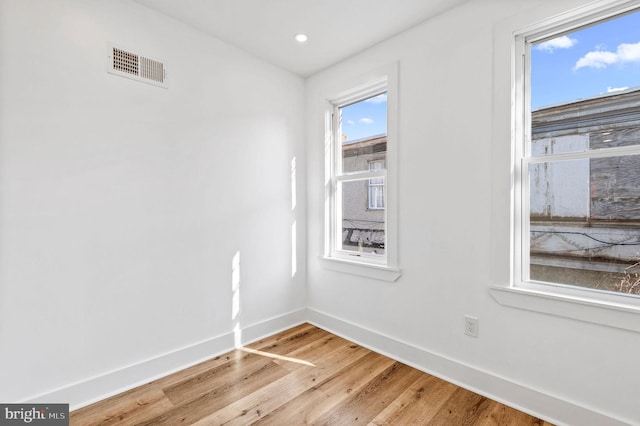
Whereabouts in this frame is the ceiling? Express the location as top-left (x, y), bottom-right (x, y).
top-left (133, 0), bottom-right (468, 77)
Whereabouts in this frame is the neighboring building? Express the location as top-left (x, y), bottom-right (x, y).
top-left (530, 88), bottom-right (640, 289)
top-left (341, 134), bottom-right (386, 254)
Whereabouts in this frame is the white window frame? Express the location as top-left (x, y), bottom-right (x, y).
top-left (322, 63), bottom-right (400, 282)
top-left (368, 159), bottom-right (385, 210)
top-left (490, 0), bottom-right (640, 333)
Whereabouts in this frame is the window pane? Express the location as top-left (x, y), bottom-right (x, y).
top-left (531, 10), bottom-right (640, 111)
top-left (340, 179), bottom-right (385, 255)
top-left (530, 10), bottom-right (640, 157)
top-left (340, 93), bottom-right (387, 173)
top-left (529, 155), bottom-right (640, 294)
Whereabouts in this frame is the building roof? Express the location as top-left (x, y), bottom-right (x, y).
top-left (532, 87), bottom-right (640, 137)
top-left (342, 135), bottom-right (387, 158)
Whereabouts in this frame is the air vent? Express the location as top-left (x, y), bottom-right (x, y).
top-left (107, 44), bottom-right (167, 88)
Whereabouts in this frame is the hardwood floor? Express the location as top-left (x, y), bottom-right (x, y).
top-left (70, 324), bottom-right (553, 425)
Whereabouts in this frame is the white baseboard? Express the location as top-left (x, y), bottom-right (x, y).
top-left (26, 307), bottom-right (630, 425)
top-left (26, 309), bottom-right (306, 411)
top-left (306, 308), bottom-right (631, 426)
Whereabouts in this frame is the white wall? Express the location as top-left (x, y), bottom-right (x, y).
top-left (306, 0), bottom-right (640, 424)
top-left (0, 0), bottom-right (306, 406)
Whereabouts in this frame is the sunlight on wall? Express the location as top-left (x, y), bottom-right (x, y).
top-left (232, 251), bottom-right (242, 347)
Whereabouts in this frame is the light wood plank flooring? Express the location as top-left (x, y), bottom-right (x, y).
top-left (71, 324), bottom-right (553, 425)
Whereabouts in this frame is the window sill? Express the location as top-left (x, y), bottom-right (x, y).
top-left (489, 284), bottom-right (640, 333)
top-left (321, 257), bottom-right (401, 282)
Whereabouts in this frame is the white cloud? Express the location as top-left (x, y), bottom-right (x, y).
top-left (536, 36), bottom-right (578, 52)
top-left (359, 118), bottom-right (374, 125)
top-left (346, 120), bottom-right (355, 125)
top-left (607, 86), bottom-right (629, 93)
top-left (575, 41), bottom-right (640, 70)
top-left (618, 42), bottom-right (640, 61)
top-left (575, 50), bottom-right (619, 69)
top-left (364, 93), bottom-right (387, 104)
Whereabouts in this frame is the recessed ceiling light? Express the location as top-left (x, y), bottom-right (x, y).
top-left (295, 33), bottom-right (308, 43)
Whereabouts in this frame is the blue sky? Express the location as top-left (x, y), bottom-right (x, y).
top-left (340, 93), bottom-right (387, 142)
top-left (531, 9), bottom-right (640, 110)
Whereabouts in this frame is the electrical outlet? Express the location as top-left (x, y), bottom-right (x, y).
top-left (464, 315), bottom-right (478, 338)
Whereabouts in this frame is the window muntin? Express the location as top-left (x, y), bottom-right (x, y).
top-left (328, 86), bottom-right (388, 264)
top-left (340, 94), bottom-right (387, 173)
top-left (517, 7), bottom-right (640, 297)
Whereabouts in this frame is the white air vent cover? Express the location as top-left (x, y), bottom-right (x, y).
top-left (107, 44), bottom-right (167, 88)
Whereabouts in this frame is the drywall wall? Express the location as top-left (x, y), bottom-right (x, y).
top-left (306, 0), bottom-right (640, 424)
top-left (0, 0), bottom-right (306, 406)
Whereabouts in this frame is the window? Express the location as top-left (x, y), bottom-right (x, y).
top-left (334, 91), bottom-right (387, 259)
top-left (323, 65), bottom-right (399, 280)
top-left (513, 5), bottom-right (640, 301)
top-left (368, 159), bottom-right (385, 210)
